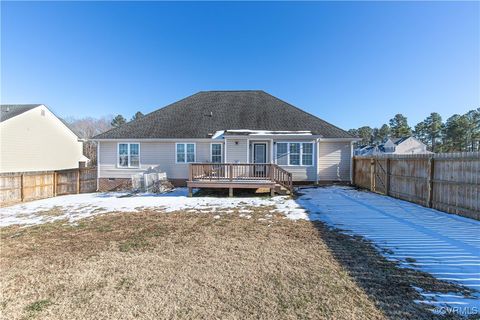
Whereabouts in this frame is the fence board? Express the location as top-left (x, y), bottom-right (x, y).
top-left (353, 152), bottom-right (480, 220)
top-left (0, 168), bottom-right (97, 206)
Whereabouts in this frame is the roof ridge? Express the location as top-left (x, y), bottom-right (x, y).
top-left (199, 90), bottom-right (265, 93)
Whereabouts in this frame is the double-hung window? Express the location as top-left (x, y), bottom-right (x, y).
top-left (118, 143), bottom-right (140, 168)
top-left (176, 143), bottom-right (196, 163)
top-left (275, 142), bottom-right (314, 166)
top-left (211, 143), bottom-right (222, 163)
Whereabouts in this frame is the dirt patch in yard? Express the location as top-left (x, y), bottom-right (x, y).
top-left (0, 208), bottom-right (467, 320)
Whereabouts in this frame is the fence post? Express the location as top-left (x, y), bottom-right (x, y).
top-left (426, 156), bottom-right (434, 208)
top-left (370, 158), bottom-right (375, 192)
top-left (20, 174), bottom-right (24, 202)
top-left (53, 172), bottom-right (57, 197)
top-left (385, 158), bottom-right (390, 196)
top-left (77, 169), bottom-right (81, 194)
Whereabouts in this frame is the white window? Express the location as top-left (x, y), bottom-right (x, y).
top-left (211, 143), bottom-right (222, 163)
top-left (176, 143), bottom-right (196, 163)
top-left (275, 142), bottom-right (314, 166)
top-left (276, 143), bottom-right (288, 165)
top-left (118, 143), bottom-right (140, 168)
top-left (289, 143), bottom-right (300, 165)
top-left (302, 143), bottom-right (313, 166)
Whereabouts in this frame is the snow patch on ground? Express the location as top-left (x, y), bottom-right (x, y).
top-left (0, 188), bottom-right (302, 227)
top-left (296, 186), bottom-right (480, 316)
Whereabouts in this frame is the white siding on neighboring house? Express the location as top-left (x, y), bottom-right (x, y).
top-left (0, 106), bottom-right (84, 173)
top-left (394, 137), bottom-right (429, 154)
top-left (225, 138), bottom-right (248, 163)
top-left (98, 141), bottom-right (214, 179)
top-left (318, 141), bottom-right (351, 181)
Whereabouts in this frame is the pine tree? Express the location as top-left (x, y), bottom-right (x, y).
top-left (377, 124), bottom-right (390, 143)
top-left (443, 115), bottom-right (469, 151)
top-left (413, 121), bottom-right (429, 146)
top-left (424, 112), bottom-right (443, 152)
top-left (111, 114), bottom-right (127, 128)
top-left (357, 126), bottom-right (373, 145)
top-left (131, 111), bottom-right (144, 121)
top-left (389, 114), bottom-right (411, 137)
top-left (465, 108), bottom-right (480, 151)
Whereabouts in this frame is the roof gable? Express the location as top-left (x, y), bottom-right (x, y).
top-left (94, 91), bottom-right (353, 139)
top-left (0, 104), bottom-right (42, 122)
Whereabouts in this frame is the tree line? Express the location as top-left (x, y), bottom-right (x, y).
top-left (66, 111), bottom-right (145, 165)
top-left (348, 108), bottom-right (479, 153)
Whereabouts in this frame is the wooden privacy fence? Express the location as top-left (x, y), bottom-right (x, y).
top-left (352, 152), bottom-right (480, 220)
top-left (0, 167), bottom-right (97, 205)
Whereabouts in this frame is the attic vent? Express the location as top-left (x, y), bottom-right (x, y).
top-left (41, 109), bottom-right (45, 116)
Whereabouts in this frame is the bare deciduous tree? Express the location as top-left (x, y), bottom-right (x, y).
top-left (66, 116), bottom-right (113, 166)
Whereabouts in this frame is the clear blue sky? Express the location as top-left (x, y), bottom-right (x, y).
top-left (1, 1), bottom-right (479, 129)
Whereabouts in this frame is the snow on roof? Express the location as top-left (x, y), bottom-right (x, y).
top-left (224, 130), bottom-right (312, 136)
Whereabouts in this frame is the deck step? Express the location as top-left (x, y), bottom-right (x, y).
top-left (274, 185), bottom-right (291, 195)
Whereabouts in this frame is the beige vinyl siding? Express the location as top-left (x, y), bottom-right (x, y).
top-left (318, 141), bottom-right (351, 181)
top-left (225, 139), bottom-right (247, 163)
top-left (98, 141), bottom-right (213, 179)
top-left (0, 106), bottom-right (84, 173)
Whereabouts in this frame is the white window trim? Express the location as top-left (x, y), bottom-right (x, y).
top-left (275, 141), bottom-right (315, 167)
top-left (117, 143), bottom-right (141, 168)
top-left (175, 142), bottom-right (196, 164)
top-left (210, 143), bottom-right (223, 163)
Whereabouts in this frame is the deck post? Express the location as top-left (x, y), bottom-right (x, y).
top-left (229, 164), bottom-right (233, 182)
top-left (188, 187), bottom-right (193, 197)
top-left (270, 187), bottom-right (275, 197)
top-left (229, 187), bottom-right (233, 197)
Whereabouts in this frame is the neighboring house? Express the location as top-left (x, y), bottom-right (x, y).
top-left (0, 104), bottom-right (88, 173)
top-left (93, 90), bottom-right (359, 191)
top-left (355, 136), bottom-right (432, 156)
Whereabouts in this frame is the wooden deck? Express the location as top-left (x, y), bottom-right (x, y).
top-left (187, 163), bottom-right (293, 197)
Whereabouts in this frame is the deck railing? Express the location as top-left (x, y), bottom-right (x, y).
top-left (189, 163), bottom-right (293, 192)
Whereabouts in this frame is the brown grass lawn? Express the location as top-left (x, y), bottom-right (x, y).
top-left (0, 207), bottom-right (467, 320)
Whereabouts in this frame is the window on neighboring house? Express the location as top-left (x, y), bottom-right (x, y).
top-left (176, 143), bottom-right (196, 163)
top-left (275, 142), bottom-right (314, 166)
top-left (118, 143), bottom-right (140, 168)
top-left (211, 143), bottom-right (222, 163)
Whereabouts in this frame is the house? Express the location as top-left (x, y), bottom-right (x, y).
top-left (92, 91), bottom-right (358, 193)
top-left (0, 104), bottom-right (88, 173)
top-left (355, 136), bottom-right (432, 156)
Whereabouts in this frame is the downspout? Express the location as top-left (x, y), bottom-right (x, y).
top-left (96, 141), bottom-right (100, 191)
top-left (349, 141), bottom-right (354, 184)
top-left (315, 138), bottom-right (320, 184)
top-left (224, 138), bottom-right (228, 162)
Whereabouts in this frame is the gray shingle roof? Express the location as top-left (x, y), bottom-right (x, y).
top-left (93, 91), bottom-right (353, 139)
top-left (0, 104), bottom-right (41, 122)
